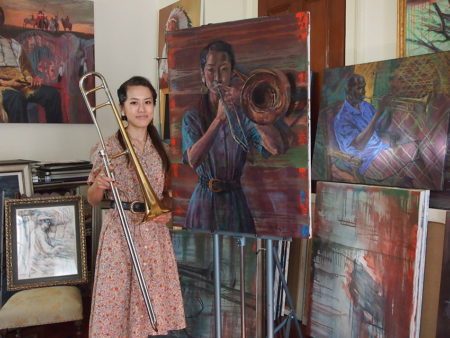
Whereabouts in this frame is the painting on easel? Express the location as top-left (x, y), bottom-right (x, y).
top-left (167, 13), bottom-right (311, 238)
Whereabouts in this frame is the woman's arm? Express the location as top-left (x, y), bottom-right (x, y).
top-left (87, 171), bottom-right (113, 206)
top-left (186, 101), bottom-right (226, 169)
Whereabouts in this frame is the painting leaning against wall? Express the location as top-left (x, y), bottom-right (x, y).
top-left (312, 51), bottom-right (450, 191)
top-left (0, 0), bottom-right (94, 124)
top-left (309, 181), bottom-right (429, 338)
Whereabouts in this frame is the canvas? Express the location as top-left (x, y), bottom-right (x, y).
top-left (167, 13), bottom-right (311, 238)
top-left (312, 51), bottom-right (450, 191)
top-left (0, 0), bottom-right (94, 123)
top-left (308, 181), bottom-right (429, 338)
top-left (171, 230), bottom-right (258, 337)
top-left (398, 0), bottom-right (450, 57)
top-left (436, 211), bottom-right (450, 337)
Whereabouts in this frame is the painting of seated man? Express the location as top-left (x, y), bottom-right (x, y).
top-left (312, 51), bottom-right (450, 190)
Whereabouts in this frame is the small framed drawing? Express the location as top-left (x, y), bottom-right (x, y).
top-left (5, 195), bottom-right (88, 291)
top-left (0, 162), bottom-right (34, 198)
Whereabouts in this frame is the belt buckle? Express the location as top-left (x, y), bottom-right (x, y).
top-left (130, 200), bottom-right (143, 214)
top-left (208, 178), bottom-right (223, 193)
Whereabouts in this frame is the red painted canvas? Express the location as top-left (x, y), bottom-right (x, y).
top-left (167, 13), bottom-right (311, 238)
top-left (0, 0), bottom-right (94, 123)
top-left (309, 181), bottom-right (429, 338)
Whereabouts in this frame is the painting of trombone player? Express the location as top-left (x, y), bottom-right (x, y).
top-left (167, 13), bottom-right (311, 238)
top-left (312, 51), bottom-right (450, 190)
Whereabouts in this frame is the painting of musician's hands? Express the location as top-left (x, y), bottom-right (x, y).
top-left (4, 195), bottom-right (87, 291)
top-left (312, 51), bottom-right (450, 191)
top-left (167, 13), bottom-right (311, 238)
top-left (0, 0), bottom-right (94, 123)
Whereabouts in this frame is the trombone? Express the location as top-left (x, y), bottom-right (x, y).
top-left (79, 71), bottom-right (167, 332)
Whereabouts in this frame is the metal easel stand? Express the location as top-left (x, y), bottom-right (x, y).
top-left (266, 239), bottom-right (303, 338)
top-left (213, 233), bottom-right (222, 338)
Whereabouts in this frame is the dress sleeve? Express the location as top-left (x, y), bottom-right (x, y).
top-left (87, 141), bottom-right (103, 184)
top-left (181, 109), bottom-right (203, 164)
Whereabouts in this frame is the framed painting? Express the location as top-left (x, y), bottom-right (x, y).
top-left (5, 195), bottom-right (87, 291)
top-left (0, 0), bottom-right (95, 123)
top-left (398, 0), bottom-right (450, 57)
top-left (0, 162), bottom-right (34, 198)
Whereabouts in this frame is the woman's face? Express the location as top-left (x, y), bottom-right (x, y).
top-left (122, 85), bottom-right (155, 129)
top-left (201, 50), bottom-right (232, 94)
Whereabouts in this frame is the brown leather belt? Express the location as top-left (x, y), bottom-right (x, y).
top-left (199, 176), bottom-right (241, 193)
top-left (108, 200), bottom-right (145, 213)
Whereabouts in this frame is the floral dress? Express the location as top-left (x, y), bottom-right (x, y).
top-left (88, 134), bottom-right (185, 337)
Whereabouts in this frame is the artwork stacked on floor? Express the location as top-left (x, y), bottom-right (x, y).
top-left (436, 211), bottom-right (450, 337)
top-left (312, 51), bottom-right (450, 191)
top-left (171, 230), bottom-right (258, 337)
top-left (309, 181), bottom-right (429, 338)
top-left (167, 12), bottom-right (311, 238)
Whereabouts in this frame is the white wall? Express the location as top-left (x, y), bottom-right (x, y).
top-left (0, 0), bottom-right (396, 162)
top-left (345, 0), bottom-right (398, 65)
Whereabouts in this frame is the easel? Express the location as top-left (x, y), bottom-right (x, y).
top-left (212, 233), bottom-right (304, 338)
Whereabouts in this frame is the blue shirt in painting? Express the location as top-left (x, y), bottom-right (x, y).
top-left (182, 95), bottom-right (268, 234)
top-left (333, 100), bottom-right (389, 174)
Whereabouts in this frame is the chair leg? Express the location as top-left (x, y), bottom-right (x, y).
top-left (74, 320), bottom-right (83, 337)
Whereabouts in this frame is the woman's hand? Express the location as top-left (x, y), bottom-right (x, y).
top-left (92, 171), bottom-right (114, 191)
top-left (153, 212), bottom-right (172, 225)
top-left (87, 169), bottom-right (114, 206)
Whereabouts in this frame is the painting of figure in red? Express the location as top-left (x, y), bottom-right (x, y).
top-left (0, 0), bottom-right (94, 123)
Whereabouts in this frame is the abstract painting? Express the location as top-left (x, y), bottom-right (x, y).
top-left (398, 0), bottom-right (450, 57)
top-left (312, 51), bottom-right (450, 191)
top-left (167, 13), bottom-right (311, 238)
top-left (0, 0), bottom-right (94, 123)
top-left (309, 181), bottom-right (429, 338)
top-left (171, 230), bottom-right (258, 337)
top-left (5, 195), bottom-right (87, 291)
top-left (436, 211), bottom-right (450, 337)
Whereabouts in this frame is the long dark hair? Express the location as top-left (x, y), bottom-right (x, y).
top-left (116, 76), bottom-right (170, 172)
top-left (199, 40), bottom-right (236, 130)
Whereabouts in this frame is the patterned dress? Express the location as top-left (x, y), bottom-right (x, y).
top-left (88, 134), bottom-right (185, 337)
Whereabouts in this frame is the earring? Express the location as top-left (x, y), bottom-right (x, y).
top-left (121, 114), bottom-right (127, 121)
top-left (200, 82), bottom-right (208, 94)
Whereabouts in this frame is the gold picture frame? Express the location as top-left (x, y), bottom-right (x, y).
top-left (5, 195), bottom-right (87, 291)
top-left (397, 0), bottom-right (450, 57)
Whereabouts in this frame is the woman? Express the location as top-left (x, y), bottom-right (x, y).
top-left (182, 40), bottom-right (285, 234)
top-left (87, 76), bottom-right (185, 337)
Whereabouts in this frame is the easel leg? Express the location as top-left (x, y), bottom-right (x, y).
top-left (237, 237), bottom-right (246, 338)
top-left (213, 233), bottom-right (222, 338)
top-left (272, 241), bottom-right (303, 338)
top-left (266, 239), bottom-right (274, 338)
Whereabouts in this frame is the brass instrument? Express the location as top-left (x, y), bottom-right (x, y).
top-left (79, 72), bottom-right (167, 332)
top-left (212, 68), bottom-right (291, 151)
top-left (237, 68), bottom-right (291, 125)
top-left (365, 93), bottom-right (430, 107)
